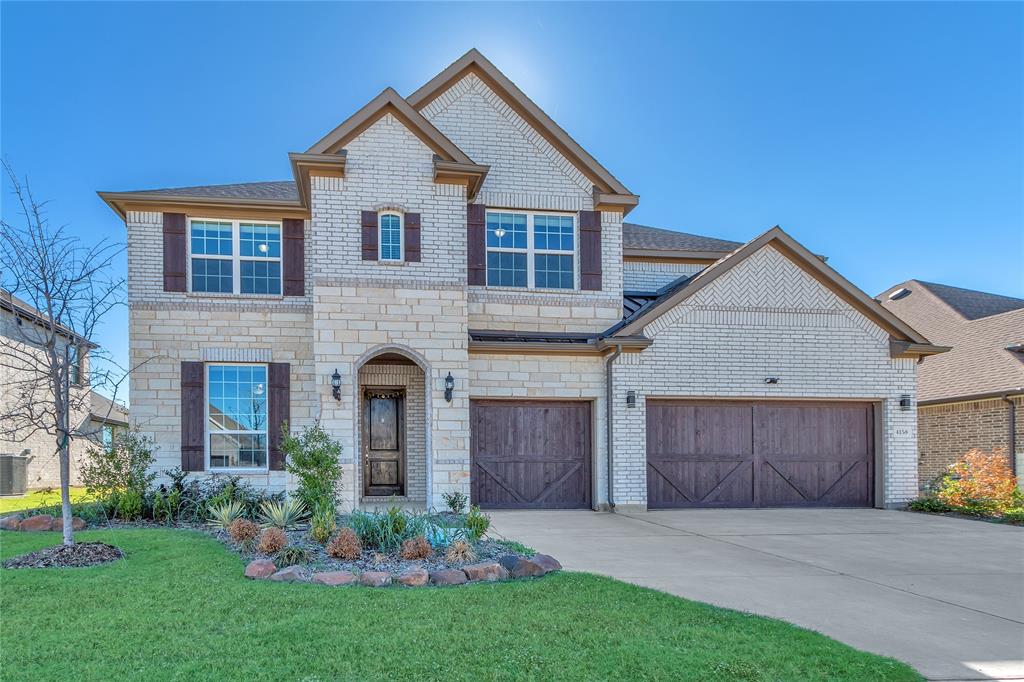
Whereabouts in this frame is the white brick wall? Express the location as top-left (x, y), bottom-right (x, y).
top-left (624, 261), bottom-right (705, 290)
top-left (611, 245), bottom-right (918, 508)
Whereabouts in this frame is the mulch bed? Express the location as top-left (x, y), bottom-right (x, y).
top-left (3, 542), bottom-right (124, 569)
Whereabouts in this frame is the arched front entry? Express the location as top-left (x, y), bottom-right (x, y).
top-left (352, 345), bottom-right (432, 509)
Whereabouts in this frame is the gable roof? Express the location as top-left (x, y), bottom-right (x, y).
top-left (611, 226), bottom-right (942, 353)
top-left (879, 280), bottom-right (1024, 402)
top-left (90, 392), bottom-right (129, 427)
top-left (407, 49), bottom-right (638, 212)
top-left (1, 288), bottom-right (98, 349)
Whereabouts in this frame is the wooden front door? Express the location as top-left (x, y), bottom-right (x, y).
top-left (646, 400), bottom-right (874, 509)
top-left (362, 389), bottom-right (404, 497)
top-left (470, 400), bottom-right (591, 509)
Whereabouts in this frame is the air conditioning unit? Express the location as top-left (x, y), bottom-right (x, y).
top-left (0, 454), bottom-right (27, 497)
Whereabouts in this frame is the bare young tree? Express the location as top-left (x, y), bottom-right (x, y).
top-left (0, 162), bottom-right (125, 545)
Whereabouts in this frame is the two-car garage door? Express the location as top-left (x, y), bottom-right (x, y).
top-left (646, 400), bottom-right (875, 508)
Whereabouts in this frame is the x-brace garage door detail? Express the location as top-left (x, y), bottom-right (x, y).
top-left (646, 400), bottom-right (874, 509)
top-left (471, 400), bottom-right (592, 509)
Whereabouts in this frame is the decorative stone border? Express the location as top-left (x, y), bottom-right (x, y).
top-left (0, 514), bottom-right (87, 532)
top-left (244, 553), bottom-right (562, 587)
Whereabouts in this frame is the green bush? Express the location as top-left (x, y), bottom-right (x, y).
top-left (80, 430), bottom-right (157, 519)
top-left (907, 497), bottom-right (954, 513)
top-left (465, 505), bottom-right (491, 541)
top-left (309, 506), bottom-right (337, 544)
top-left (275, 545), bottom-right (310, 566)
top-left (281, 422), bottom-right (344, 513)
top-left (162, 470), bottom-right (284, 524)
top-left (348, 505), bottom-right (432, 552)
top-left (441, 490), bottom-right (468, 515)
top-left (257, 499), bottom-right (308, 530)
top-left (207, 500), bottom-right (246, 529)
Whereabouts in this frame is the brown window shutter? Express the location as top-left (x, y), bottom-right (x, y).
top-left (579, 210), bottom-right (602, 291)
top-left (163, 213), bottom-right (187, 292)
top-left (467, 204), bottom-right (486, 285)
top-left (180, 361), bottom-right (205, 471)
top-left (404, 213), bottom-right (421, 262)
top-left (282, 219), bottom-right (305, 296)
top-left (361, 210), bottom-right (378, 261)
top-left (268, 362), bottom-right (290, 471)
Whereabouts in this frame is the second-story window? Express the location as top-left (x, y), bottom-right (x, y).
top-left (189, 219), bottom-right (281, 295)
top-left (486, 211), bottom-right (575, 289)
top-left (379, 212), bottom-right (403, 261)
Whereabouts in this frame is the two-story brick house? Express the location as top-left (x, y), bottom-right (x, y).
top-left (100, 49), bottom-right (945, 512)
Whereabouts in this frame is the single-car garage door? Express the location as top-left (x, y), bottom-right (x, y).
top-left (646, 400), bottom-right (874, 508)
top-left (471, 400), bottom-right (591, 509)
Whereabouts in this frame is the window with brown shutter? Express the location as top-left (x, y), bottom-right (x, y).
top-left (268, 363), bottom-right (290, 471)
top-left (361, 210), bottom-right (378, 260)
top-left (404, 213), bottom-right (421, 262)
top-left (467, 204), bottom-right (486, 285)
top-left (163, 213), bottom-right (187, 292)
top-left (180, 361), bottom-right (205, 471)
top-left (282, 219), bottom-right (305, 296)
top-left (579, 210), bottom-right (602, 291)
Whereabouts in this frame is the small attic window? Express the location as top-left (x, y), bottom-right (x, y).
top-left (888, 287), bottom-right (911, 301)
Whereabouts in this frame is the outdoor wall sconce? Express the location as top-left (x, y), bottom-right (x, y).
top-left (899, 394), bottom-right (912, 411)
top-left (764, 377), bottom-right (780, 385)
top-left (330, 369), bottom-right (342, 401)
top-left (626, 390), bottom-right (637, 408)
top-left (444, 372), bottom-right (455, 403)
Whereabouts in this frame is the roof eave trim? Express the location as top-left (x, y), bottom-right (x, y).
top-left (433, 159), bottom-right (490, 200)
top-left (0, 293), bottom-right (99, 349)
top-left (623, 247), bottom-right (732, 261)
top-left (918, 389), bottom-right (1024, 407)
top-left (289, 151), bottom-right (347, 208)
top-left (889, 339), bottom-right (953, 359)
top-left (97, 191), bottom-right (305, 221)
top-left (593, 189), bottom-right (639, 216)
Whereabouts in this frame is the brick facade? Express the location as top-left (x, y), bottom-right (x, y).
top-left (623, 261), bottom-right (704, 290)
top-left (918, 396), bottom-right (1024, 486)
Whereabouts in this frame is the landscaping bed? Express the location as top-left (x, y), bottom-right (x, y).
top-left (907, 449), bottom-right (1023, 526)
top-left (2, 541), bottom-right (123, 569)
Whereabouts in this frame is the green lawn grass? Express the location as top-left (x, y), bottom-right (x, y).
top-left (0, 529), bottom-right (922, 681)
top-left (0, 487), bottom-right (90, 514)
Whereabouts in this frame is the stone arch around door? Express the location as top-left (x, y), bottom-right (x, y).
top-left (353, 345), bottom-right (432, 509)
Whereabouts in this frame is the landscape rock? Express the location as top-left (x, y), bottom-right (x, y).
top-left (359, 571), bottom-right (392, 587)
top-left (269, 564), bottom-right (308, 582)
top-left (397, 567), bottom-right (429, 587)
top-left (52, 517), bottom-right (87, 532)
top-left (429, 568), bottom-right (468, 586)
top-left (0, 515), bottom-right (22, 531)
top-left (532, 554), bottom-right (562, 572)
top-left (19, 515), bottom-right (54, 532)
top-left (497, 554), bottom-right (519, 572)
top-left (511, 557), bottom-right (548, 578)
top-left (244, 559), bottom-right (277, 580)
top-left (461, 561), bottom-right (509, 582)
top-left (312, 571), bottom-right (356, 586)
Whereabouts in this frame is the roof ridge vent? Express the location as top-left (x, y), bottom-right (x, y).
top-left (888, 287), bottom-right (912, 301)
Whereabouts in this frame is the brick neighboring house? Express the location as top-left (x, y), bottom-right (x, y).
top-left (879, 280), bottom-right (1024, 486)
top-left (99, 49), bottom-right (946, 512)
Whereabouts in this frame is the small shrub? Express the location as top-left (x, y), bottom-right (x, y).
top-left (81, 430), bottom-right (157, 517)
top-left (444, 540), bottom-right (476, 564)
top-left (349, 505), bottom-right (432, 552)
top-left (228, 518), bottom-right (260, 544)
top-left (465, 505), bottom-right (490, 541)
top-left (258, 498), bottom-right (308, 530)
top-left (441, 490), bottom-right (468, 515)
top-left (936, 449), bottom-right (1017, 511)
top-left (907, 497), bottom-right (953, 513)
top-left (257, 527), bottom-right (287, 555)
top-left (400, 535), bottom-right (432, 560)
top-left (276, 545), bottom-right (310, 566)
top-left (326, 528), bottom-right (361, 560)
top-left (309, 506), bottom-right (337, 544)
top-left (1002, 508), bottom-right (1024, 524)
top-left (281, 422), bottom-right (344, 513)
top-left (208, 500), bottom-right (246, 529)
top-left (493, 539), bottom-right (536, 556)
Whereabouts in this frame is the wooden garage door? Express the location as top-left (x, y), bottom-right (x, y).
top-left (471, 400), bottom-right (591, 509)
top-left (646, 400), bottom-right (874, 508)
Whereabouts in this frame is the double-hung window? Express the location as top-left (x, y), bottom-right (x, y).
top-left (190, 219), bottom-right (282, 295)
top-left (379, 212), bottom-right (403, 261)
top-left (485, 211), bottom-right (575, 289)
top-left (206, 364), bottom-right (268, 470)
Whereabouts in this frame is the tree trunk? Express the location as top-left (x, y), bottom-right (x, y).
top-left (58, 346), bottom-right (74, 546)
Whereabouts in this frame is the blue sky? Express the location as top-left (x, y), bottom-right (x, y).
top-left (2, 2), bottom-right (1022, 399)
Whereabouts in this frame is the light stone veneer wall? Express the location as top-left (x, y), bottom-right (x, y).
top-left (623, 261), bottom-right (706, 291)
top-left (611, 245), bottom-right (919, 509)
top-left (312, 112), bottom-right (471, 510)
top-left (0, 307), bottom-right (92, 489)
top-left (357, 363), bottom-right (427, 504)
top-left (423, 74), bottom-right (624, 333)
top-left (468, 353), bottom-right (610, 506)
top-left (126, 210), bottom-right (315, 491)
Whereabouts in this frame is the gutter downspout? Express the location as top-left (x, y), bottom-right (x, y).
top-left (1002, 394), bottom-right (1018, 478)
top-left (605, 344), bottom-right (623, 511)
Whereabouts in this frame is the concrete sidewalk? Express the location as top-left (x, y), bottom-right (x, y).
top-left (490, 508), bottom-right (1024, 681)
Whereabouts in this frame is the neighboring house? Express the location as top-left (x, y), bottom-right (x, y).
top-left (879, 280), bottom-right (1024, 485)
top-left (0, 288), bottom-right (94, 489)
top-left (99, 49), bottom-right (945, 512)
top-left (89, 393), bottom-right (130, 449)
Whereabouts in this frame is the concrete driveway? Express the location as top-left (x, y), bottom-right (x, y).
top-left (490, 508), bottom-right (1024, 681)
